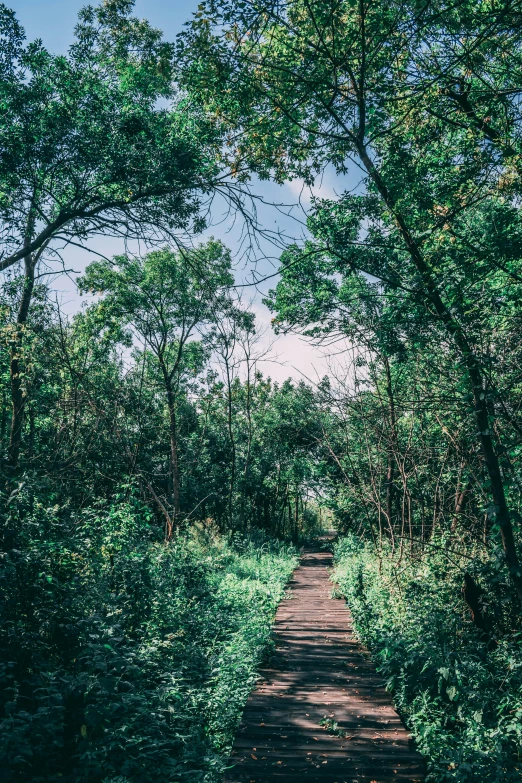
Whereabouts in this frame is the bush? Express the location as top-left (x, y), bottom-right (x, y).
top-left (333, 534), bottom-right (522, 783)
top-left (0, 487), bottom-right (298, 782)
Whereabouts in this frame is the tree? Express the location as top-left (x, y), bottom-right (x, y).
top-left (179, 0), bottom-right (522, 602)
top-left (79, 240), bottom-right (234, 535)
top-left (0, 0), bottom-right (223, 468)
top-left (212, 304), bottom-right (255, 526)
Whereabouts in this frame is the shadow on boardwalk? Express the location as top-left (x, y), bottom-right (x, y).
top-left (225, 549), bottom-right (425, 783)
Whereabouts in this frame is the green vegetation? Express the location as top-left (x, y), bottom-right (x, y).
top-left (2, 0), bottom-right (522, 780)
top-left (333, 535), bottom-right (522, 782)
top-left (1, 489), bottom-right (297, 782)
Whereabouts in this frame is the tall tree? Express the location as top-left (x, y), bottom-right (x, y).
top-left (79, 240), bottom-right (234, 534)
top-left (179, 0), bottom-right (522, 602)
top-left (0, 0), bottom-right (223, 468)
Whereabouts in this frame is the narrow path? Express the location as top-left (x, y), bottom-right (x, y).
top-left (225, 550), bottom-right (425, 782)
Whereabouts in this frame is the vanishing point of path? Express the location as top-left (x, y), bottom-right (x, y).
top-left (225, 549), bottom-right (425, 783)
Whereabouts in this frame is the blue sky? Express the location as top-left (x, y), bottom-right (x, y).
top-left (7, 0), bottom-right (355, 382)
top-left (11, 0), bottom-right (200, 52)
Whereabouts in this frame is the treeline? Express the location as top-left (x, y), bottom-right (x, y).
top-left (0, 5), bottom-right (318, 781)
top-left (179, 0), bottom-right (522, 605)
top-left (0, 0), bottom-right (324, 540)
top-left (0, 248), bottom-right (323, 538)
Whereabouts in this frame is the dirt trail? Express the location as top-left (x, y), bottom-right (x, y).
top-left (225, 549), bottom-right (425, 782)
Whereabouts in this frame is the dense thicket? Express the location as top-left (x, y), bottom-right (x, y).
top-left (1, 0), bottom-right (522, 781)
top-left (0, 270), bottom-right (324, 537)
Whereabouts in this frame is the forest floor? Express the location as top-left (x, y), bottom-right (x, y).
top-left (225, 547), bottom-right (425, 782)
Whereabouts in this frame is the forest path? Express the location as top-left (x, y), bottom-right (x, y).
top-left (225, 549), bottom-right (425, 783)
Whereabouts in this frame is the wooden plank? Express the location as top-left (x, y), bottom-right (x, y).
top-left (224, 548), bottom-right (424, 782)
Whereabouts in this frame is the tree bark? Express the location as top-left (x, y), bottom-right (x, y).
top-left (383, 356), bottom-right (397, 542)
top-left (1, 388), bottom-right (7, 466)
top-left (224, 355), bottom-right (236, 528)
top-left (158, 358), bottom-right (180, 529)
top-left (451, 463), bottom-right (470, 534)
top-left (165, 383), bottom-right (181, 519)
top-left (8, 251), bottom-right (36, 471)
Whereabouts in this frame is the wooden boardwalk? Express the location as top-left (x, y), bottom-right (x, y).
top-left (225, 550), bottom-right (425, 783)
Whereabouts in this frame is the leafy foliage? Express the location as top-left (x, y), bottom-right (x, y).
top-left (0, 0), bottom-right (221, 275)
top-left (334, 535), bottom-right (522, 782)
top-left (2, 1), bottom-right (522, 780)
top-left (0, 486), bottom-right (297, 782)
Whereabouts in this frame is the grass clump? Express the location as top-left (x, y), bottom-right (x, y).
top-left (332, 534), bottom-right (522, 783)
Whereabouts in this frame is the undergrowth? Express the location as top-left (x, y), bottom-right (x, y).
top-left (0, 486), bottom-right (298, 782)
top-left (333, 534), bottom-right (522, 783)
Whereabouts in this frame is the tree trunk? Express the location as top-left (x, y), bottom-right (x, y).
top-left (383, 356), bottom-right (398, 543)
top-left (1, 388), bottom-right (7, 466)
top-left (158, 358), bottom-right (180, 529)
top-left (451, 464), bottom-right (470, 534)
top-left (356, 140), bottom-right (522, 605)
top-left (385, 454), bottom-right (394, 530)
top-left (225, 358), bottom-right (236, 528)
top-left (165, 384), bottom-right (181, 519)
top-left (8, 252), bottom-right (36, 471)
top-left (241, 369), bottom-right (253, 528)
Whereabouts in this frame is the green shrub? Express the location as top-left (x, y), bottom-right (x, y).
top-left (0, 488), bottom-right (298, 782)
top-left (333, 534), bottom-right (522, 783)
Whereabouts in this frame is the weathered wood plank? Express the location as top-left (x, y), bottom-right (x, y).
top-left (224, 550), bottom-right (425, 783)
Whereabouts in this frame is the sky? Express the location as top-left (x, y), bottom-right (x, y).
top-left (7, 0), bottom-right (358, 384)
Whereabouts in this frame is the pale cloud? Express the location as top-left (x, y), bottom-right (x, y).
top-left (244, 300), bottom-right (335, 385)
